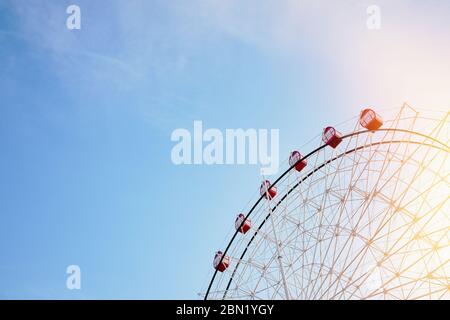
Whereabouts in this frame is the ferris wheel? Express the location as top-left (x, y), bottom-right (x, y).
top-left (203, 104), bottom-right (449, 300)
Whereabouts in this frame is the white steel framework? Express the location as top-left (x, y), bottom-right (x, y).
top-left (204, 105), bottom-right (449, 300)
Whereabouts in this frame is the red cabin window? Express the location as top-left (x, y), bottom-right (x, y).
top-left (260, 180), bottom-right (277, 199)
top-left (213, 251), bottom-right (230, 272)
top-left (289, 151), bottom-right (307, 172)
top-left (235, 213), bottom-right (251, 234)
top-left (322, 127), bottom-right (342, 149)
top-left (360, 108), bottom-right (383, 131)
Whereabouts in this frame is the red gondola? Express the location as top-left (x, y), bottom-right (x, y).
top-left (360, 108), bottom-right (383, 130)
top-left (322, 126), bottom-right (342, 149)
top-left (213, 251), bottom-right (230, 272)
top-left (260, 180), bottom-right (277, 200)
top-left (289, 150), bottom-right (307, 172)
top-left (235, 213), bottom-right (251, 234)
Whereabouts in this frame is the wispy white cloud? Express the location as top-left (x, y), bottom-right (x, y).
top-left (171, 0), bottom-right (450, 109)
top-left (4, 1), bottom-right (203, 129)
top-left (5, 0), bottom-right (449, 120)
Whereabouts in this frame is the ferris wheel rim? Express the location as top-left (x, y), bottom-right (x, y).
top-left (204, 127), bottom-right (449, 300)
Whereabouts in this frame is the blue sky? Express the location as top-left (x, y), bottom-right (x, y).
top-left (0, 0), bottom-right (449, 299)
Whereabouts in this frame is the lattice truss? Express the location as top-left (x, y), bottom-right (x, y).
top-left (205, 105), bottom-right (449, 300)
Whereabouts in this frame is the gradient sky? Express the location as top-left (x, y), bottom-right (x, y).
top-left (0, 0), bottom-right (449, 299)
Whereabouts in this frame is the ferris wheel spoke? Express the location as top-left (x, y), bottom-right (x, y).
top-left (354, 198), bottom-right (448, 299)
top-left (308, 136), bottom-right (384, 298)
top-left (335, 191), bottom-right (448, 299)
